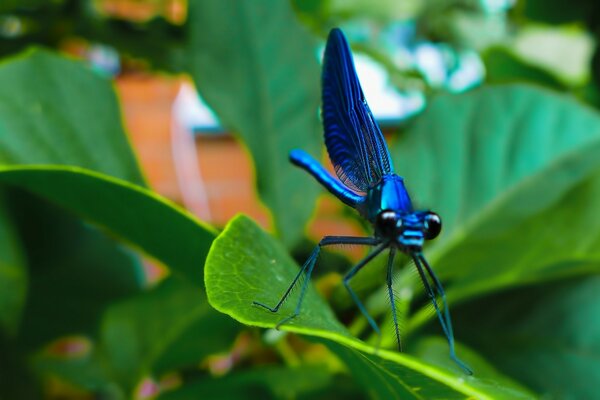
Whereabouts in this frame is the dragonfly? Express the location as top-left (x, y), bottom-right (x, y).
top-left (254, 28), bottom-right (472, 375)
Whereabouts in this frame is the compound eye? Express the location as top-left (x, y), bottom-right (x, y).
top-left (424, 212), bottom-right (442, 240)
top-left (376, 210), bottom-right (399, 237)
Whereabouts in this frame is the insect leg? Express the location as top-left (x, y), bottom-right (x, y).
top-left (413, 254), bottom-right (472, 375)
top-left (253, 236), bottom-right (381, 329)
top-left (386, 247), bottom-right (401, 350)
top-left (343, 242), bottom-right (389, 337)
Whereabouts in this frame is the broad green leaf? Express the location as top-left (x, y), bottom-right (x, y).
top-left (187, 0), bottom-right (321, 247)
top-left (1, 192), bottom-right (141, 399)
top-left (0, 46), bottom-right (226, 397)
top-left (0, 192), bottom-right (26, 335)
top-left (158, 365), bottom-right (332, 400)
top-left (386, 85), bottom-right (600, 308)
top-left (205, 215), bottom-right (534, 399)
top-left (0, 47), bottom-right (215, 283)
top-left (0, 46), bottom-right (153, 334)
top-left (453, 275), bottom-right (600, 399)
top-left (9, 191), bottom-right (143, 350)
top-left (0, 166), bottom-right (215, 284)
top-left (321, 339), bottom-right (533, 400)
top-left (0, 48), bottom-right (144, 186)
top-left (409, 336), bottom-right (529, 392)
top-left (100, 276), bottom-right (240, 393)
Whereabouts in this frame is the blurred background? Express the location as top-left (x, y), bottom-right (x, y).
top-left (1, 0), bottom-right (600, 399)
top-left (3, 0), bottom-right (595, 240)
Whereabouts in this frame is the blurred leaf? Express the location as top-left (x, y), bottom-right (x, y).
top-left (0, 191), bottom-right (141, 400)
top-left (34, 276), bottom-right (241, 397)
top-left (159, 365), bottom-right (332, 400)
top-left (100, 276), bottom-right (240, 392)
top-left (509, 25), bottom-right (594, 86)
top-left (387, 85), bottom-right (600, 309)
top-left (33, 334), bottom-right (125, 399)
top-left (326, 0), bottom-right (422, 22)
top-left (0, 47), bottom-right (215, 283)
top-left (521, 0), bottom-right (600, 27)
top-left (0, 48), bottom-right (144, 186)
top-left (454, 275), bottom-right (600, 399)
top-left (578, 81), bottom-right (600, 109)
top-left (205, 215), bottom-right (534, 399)
top-left (0, 42), bottom-right (234, 399)
top-left (187, 0), bottom-right (321, 248)
top-left (0, 167), bottom-right (215, 285)
top-left (418, 4), bottom-right (507, 50)
top-left (483, 46), bottom-right (566, 89)
top-left (0, 330), bottom-right (40, 399)
top-left (0, 192), bottom-right (26, 335)
top-left (425, 10), bottom-right (508, 51)
top-left (9, 191), bottom-right (144, 350)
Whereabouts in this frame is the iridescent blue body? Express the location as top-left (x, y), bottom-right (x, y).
top-left (254, 28), bottom-right (472, 374)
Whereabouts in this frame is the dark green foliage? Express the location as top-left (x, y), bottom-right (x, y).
top-left (0, 1), bottom-right (599, 399)
top-left (455, 276), bottom-right (600, 399)
top-left (483, 47), bottom-right (566, 89)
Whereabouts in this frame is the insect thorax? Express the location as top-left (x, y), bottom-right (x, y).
top-left (363, 174), bottom-right (413, 223)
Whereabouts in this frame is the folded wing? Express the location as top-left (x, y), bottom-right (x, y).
top-left (321, 28), bottom-right (394, 193)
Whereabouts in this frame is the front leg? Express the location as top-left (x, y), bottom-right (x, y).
top-left (253, 236), bottom-right (380, 329)
top-left (413, 253), bottom-right (472, 375)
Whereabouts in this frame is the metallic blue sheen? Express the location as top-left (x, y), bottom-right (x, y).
top-left (290, 149), bottom-right (364, 208)
top-left (256, 28), bottom-right (472, 375)
top-left (364, 174), bottom-right (413, 222)
top-left (321, 28), bottom-right (393, 192)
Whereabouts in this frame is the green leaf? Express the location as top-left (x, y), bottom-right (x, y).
top-left (321, 339), bottom-right (533, 400)
top-left (187, 0), bottom-right (321, 247)
top-left (1, 191), bottom-right (141, 399)
top-left (0, 48), bottom-right (215, 283)
top-left (0, 46), bottom-right (226, 397)
top-left (100, 276), bottom-right (240, 392)
top-left (9, 191), bottom-right (144, 350)
top-left (521, 0), bottom-right (598, 25)
top-left (483, 47), bottom-right (566, 89)
top-left (409, 336), bottom-right (529, 392)
top-left (388, 85), bottom-right (600, 306)
top-left (0, 192), bottom-right (26, 335)
top-left (33, 343), bottom-right (125, 400)
top-left (0, 166), bottom-right (215, 284)
top-left (0, 48), bottom-right (144, 186)
top-left (205, 215), bottom-right (535, 399)
top-left (453, 275), bottom-right (600, 399)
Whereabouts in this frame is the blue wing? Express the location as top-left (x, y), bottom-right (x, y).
top-left (322, 28), bottom-right (394, 193)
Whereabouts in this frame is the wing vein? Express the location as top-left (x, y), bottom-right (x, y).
top-left (322, 28), bottom-right (394, 192)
